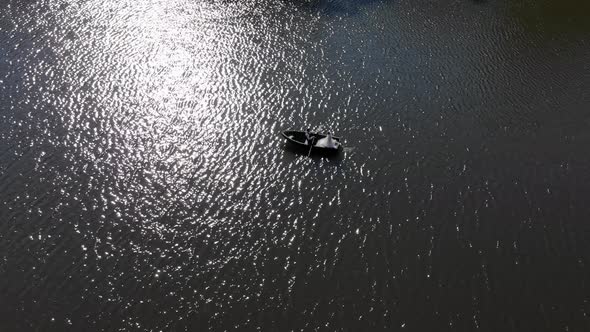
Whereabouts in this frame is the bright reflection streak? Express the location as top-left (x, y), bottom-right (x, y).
top-left (42, 0), bottom-right (322, 241)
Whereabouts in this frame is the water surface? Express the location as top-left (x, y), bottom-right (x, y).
top-left (1, 0), bottom-right (589, 330)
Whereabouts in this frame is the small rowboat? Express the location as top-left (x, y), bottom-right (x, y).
top-left (281, 130), bottom-right (342, 155)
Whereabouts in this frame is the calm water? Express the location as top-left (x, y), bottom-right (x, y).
top-left (1, 0), bottom-right (589, 330)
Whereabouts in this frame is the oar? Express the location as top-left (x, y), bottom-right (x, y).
top-left (307, 138), bottom-right (314, 157)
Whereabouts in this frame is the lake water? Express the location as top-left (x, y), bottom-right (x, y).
top-left (1, 0), bottom-right (589, 330)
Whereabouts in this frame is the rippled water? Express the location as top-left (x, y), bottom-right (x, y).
top-left (1, 0), bottom-right (589, 330)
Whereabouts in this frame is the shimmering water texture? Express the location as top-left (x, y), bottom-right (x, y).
top-left (1, 0), bottom-right (589, 330)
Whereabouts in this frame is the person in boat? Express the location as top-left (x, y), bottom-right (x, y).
top-left (315, 132), bottom-right (339, 149)
top-left (304, 128), bottom-right (313, 145)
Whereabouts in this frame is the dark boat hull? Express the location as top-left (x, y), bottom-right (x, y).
top-left (281, 130), bottom-right (342, 155)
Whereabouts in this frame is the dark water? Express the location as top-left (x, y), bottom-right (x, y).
top-left (1, 0), bottom-right (589, 330)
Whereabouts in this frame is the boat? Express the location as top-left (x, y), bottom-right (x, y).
top-left (281, 130), bottom-right (342, 155)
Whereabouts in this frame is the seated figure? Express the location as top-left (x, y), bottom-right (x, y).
top-left (304, 128), bottom-right (313, 145)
